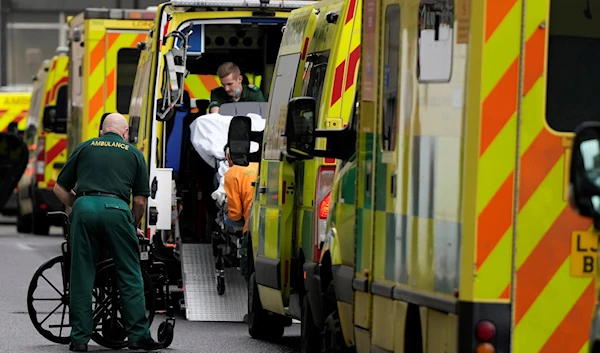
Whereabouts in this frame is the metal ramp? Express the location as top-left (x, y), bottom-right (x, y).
top-left (180, 243), bottom-right (248, 322)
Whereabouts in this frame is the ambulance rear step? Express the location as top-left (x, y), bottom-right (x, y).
top-left (179, 243), bottom-right (247, 322)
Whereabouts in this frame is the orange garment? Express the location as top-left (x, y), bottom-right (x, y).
top-left (223, 162), bottom-right (258, 234)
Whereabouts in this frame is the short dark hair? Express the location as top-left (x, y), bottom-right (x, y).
top-left (217, 62), bottom-right (240, 79)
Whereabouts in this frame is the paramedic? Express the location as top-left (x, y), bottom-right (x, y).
top-left (223, 144), bottom-right (258, 284)
top-left (53, 113), bottom-right (162, 352)
top-left (208, 62), bottom-right (265, 113)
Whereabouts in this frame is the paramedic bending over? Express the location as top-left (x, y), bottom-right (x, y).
top-left (223, 144), bottom-right (258, 284)
top-left (208, 62), bottom-right (265, 114)
top-left (53, 114), bottom-right (162, 352)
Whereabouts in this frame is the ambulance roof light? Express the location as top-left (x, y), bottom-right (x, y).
top-left (170, 0), bottom-right (315, 9)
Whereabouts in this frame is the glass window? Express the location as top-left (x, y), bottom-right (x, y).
top-left (546, 0), bottom-right (600, 132)
top-left (417, 0), bottom-right (454, 83)
top-left (116, 48), bottom-right (142, 115)
top-left (264, 52), bottom-right (301, 160)
top-left (301, 50), bottom-right (330, 120)
top-left (382, 5), bottom-right (401, 151)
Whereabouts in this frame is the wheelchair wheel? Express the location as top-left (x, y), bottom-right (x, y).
top-left (90, 261), bottom-right (156, 350)
top-left (27, 255), bottom-right (71, 344)
top-left (158, 320), bottom-right (175, 348)
top-left (217, 275), bottom-right (226, 295)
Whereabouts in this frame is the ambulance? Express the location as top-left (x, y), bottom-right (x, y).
top-left (16, 48), bottom-right (69, 235)
top-left (244, 0), bottom-right (361, 344)
top-left (127, 0), bottom-right (313, 320)
top-left (279, 0), bottom-right (600, 352)
top-left (66, 8), bottom-right (155, 156)
top-left (0, 85), bottom-right (32, 216)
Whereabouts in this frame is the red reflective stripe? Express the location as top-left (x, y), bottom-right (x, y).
top-left (331, 61), bottom-right (345, 106)
top-left (46, 139), bottom-right (67, 164)
top-left (345, 0), bottom-right (357, 24)
top-left (345, 45), bottom-right (360, 91)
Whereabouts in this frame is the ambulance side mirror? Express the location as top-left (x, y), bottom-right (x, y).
top-left (284, 97), bottom-right (316, 160)
top-left (569, 121), bottom-right (600, 228)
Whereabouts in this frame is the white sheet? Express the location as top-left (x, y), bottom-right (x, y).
top-left (211, 160), bottom-right (230, 206)
top-left (189, 112), bottom-right (266, 167)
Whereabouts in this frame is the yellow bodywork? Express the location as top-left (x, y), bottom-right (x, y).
top-left (67, 11), bottom-right (154, 155)
top-left (254, 0), bottom-right (361, 316)
top-left (0, 90), bottom-right (31, 132)
top-left (321, 0), bottom-right (600, 352)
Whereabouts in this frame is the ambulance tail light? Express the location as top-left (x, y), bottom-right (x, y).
top-left (475, 320), bottom-right (496, 353)
top-left (314, 165), bottom-right (335, 260)
top-left (36, 137), bottom-right (45, 182)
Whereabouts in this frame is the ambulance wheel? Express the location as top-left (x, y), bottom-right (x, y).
top-left (158, 321), bottom-right (174, 348)
top-left (17, 212), bottom-right (32, 233)
top-left (217, 276), bottom-right (226, 295)
top-left (247, 273), bottom-right (285, 341)
top-left (301, 295), bottom-right (321, 353)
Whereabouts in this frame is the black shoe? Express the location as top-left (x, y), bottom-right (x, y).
top-left (69, 342), bottom-right (88, 352)
top-left (128, 338), bottom-right (163, 350)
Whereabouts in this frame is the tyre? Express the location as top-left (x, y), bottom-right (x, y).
top-left (301, 294), bottom-right (322, 353)
top-left (17, 212), bottom-right (32, 233)
top-left (90, 261), bottom-right (156, 350)
top-left (27, 255), bottom-right (71, 344)
top-left (158, 321), bottom-right (175, 348)
top-left (247, 273), bottom-right (285, 341)
top-left (217, 276), bottom-right (226, 295)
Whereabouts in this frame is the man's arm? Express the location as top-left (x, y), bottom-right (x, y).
top-left (224, 171), bottom-right (243, 221)
top-left (132, 150), bottom-right (151, 227)
top-left (53, 183), bottom-right (76, 208)
top-left (132, 195), bottom-right (147, 228)
top-left (54, 142), bottom-right (86, 207)
top-left (208, 88), bottom-right (221, 113)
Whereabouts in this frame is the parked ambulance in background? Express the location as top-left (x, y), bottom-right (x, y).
top-left (16, 48), bottom-right (69, 235)
top-left (66, 7), bottom-right (155, 156)
top-left (0, 85), bottom-right (32, 216)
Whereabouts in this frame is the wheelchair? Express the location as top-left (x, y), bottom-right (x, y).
top-left (27, 211), bottom-right (176, 349)
top-left (211, 202), bottom-right (245, 296)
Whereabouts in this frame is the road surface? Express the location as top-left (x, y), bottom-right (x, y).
top-left (0, 216), bottom-right (300, 352)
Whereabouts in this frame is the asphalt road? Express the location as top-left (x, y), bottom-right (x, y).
top-left (0, 216), bottom-right (300, 353)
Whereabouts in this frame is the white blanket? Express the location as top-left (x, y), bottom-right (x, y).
top-left (211, 160), bottom-right (230, 206)
top-left (189, 112), bottom-right (266, 167)
top-left (189, 112), bottom-right (265, 206)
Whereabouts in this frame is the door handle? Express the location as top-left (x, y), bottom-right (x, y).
top-left (390, 173), bottom-right (397, 198)
top-left (258, 186), bottom-right (267, 194)
top-left (366, 172), bottom-right (372, 193)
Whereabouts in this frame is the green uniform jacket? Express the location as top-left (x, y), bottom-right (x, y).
top-left (208, 83), bottom-right (265, 111)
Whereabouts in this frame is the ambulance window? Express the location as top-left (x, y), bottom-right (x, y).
top-left (546, 0), bottom-right (600, 132)
top-left (301, 51), bottom-right (330, 119)
top-left (382, 5), bottom-right (401, 151)
top-left (417, 0), bottom-right (454, 83)
top-left (116, 48), bottom-right (142, 115)
top-left (264, 53), bottom-right (301, 160)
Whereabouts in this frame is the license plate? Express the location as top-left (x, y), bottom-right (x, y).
top-left (570, 231), bottom-right (599, 277)
top-left (140, 251), bottom-right (149, 261)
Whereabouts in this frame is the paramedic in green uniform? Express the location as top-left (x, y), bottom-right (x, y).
top-left (53, 114), bottom-right (162, 352)
top-left (208, 62), bottom-right (265, 114)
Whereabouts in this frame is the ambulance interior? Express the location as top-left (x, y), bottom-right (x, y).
top-left (163, 21), bottom-right (284, 244)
